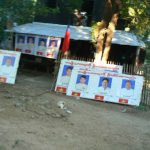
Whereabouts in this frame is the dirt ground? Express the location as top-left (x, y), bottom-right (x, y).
top-left (0, 70), bottom-right (150, 150)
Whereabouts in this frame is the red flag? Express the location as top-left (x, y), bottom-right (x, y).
top-left (61, 25), bottom-right (70, 53)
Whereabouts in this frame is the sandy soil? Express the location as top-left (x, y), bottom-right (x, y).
top-left (0, 70), bottom-right (150, 150)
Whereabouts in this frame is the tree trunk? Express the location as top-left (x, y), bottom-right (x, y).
top-left (94, 21), bottom-right (107, 64)
top-left (102, 13), bottom-right (119, 63)
top-left (94, 0), bottom-right (121, 64)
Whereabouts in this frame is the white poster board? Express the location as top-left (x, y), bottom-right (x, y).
top-left (45, 37), bottom-right (61, 59)
top-left (35, 36), bottom-right (48, 57)
top-left (0, 50), bottom-right (21, 84)
top-left (67, 69), bottom-right (144, 106)
top-left (55, 59), bottom-right (92, 93)
top-left (15, 34), bottom-right (61, 59)
top-left (15, 34), bottom-right (26, 53)
top-left (24, 35), bottom-right (37, 55)
top-left (55, 59), bottom-right (123, 93)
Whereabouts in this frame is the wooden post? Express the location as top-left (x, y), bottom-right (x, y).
top-left (135, 47), bottom-right (140, 67)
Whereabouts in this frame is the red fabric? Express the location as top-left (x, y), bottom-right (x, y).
top-left (61, 26), bottom-right (70, 53)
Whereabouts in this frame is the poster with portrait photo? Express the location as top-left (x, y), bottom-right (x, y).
top-left (35, 36), bottom-right (48, 57)
top-left (117, 76), bottom-right (143, 106)
top-left (75, 74), bottom-right (89, 92)
top-left (98, 77), bottom-right (112, 92)
top-left (55, 64), bottom-right (74, 93)
top-left (67, 68), bottom-right (144, 106)
top-left (15, 34), bottom-right (26, 52)
top-left (0, 50), bottom-right (20, 68)
top-left (55, 59), bottom-right (92, 94)
top-left (95, 73), bottom-right (143, 106)
top-left (1, 56), bottom-right (16, 67)
top-left (45, 37), bottom-right (61, 59)
top-left (0, 49), bottom-right (21, 84)
top-left (67, 70), bottom-right (90, 97)
top-left (0, 56), bottom-right (17, 77)
top-left (93, 77), bottom-right (113, 101)
top-left (55, 59), bottom-right (124, 94)
top-left (24, 36), bottom-right (36, 55)
top-left (120, 79), bottom-right (135, 98)
top-left (77, 71), bottom-right (116, 102)
top-left (93, 72), bottom-right (144, 106)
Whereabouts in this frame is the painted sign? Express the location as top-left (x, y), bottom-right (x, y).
top-left (15, 34), bottom-right (61, 59)
top-left (0, 50), bottom-right (21, 84)
top-left (67, 68), bottom-right (144, 106)
top-left (55, 59), bottom-right (123, 94)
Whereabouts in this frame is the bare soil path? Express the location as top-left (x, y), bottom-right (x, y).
top-left (0, 70), bottom-right (150, 150)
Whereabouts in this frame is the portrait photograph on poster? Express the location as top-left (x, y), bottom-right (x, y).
top-left (60, 65), bottom-right (73, 87)
top-left (120, 79), bottom-right (135, 98)
top-left (55, 64), bottom-right (73, 93)
top-left (36, 37), bottom-right (47, 56)
top-left (0, 50), bottom-right (21, 84)
top-left (98, 77), bottom-right (112, 95)
top-left (25, 36), bottom-right (35, 54)
top-left (2, 56), bottom-right (16, 67)
top-left (49, 39), bottom-right (58, 47)
top-left (46, 38), bottom-right (59, 59)
top-left (66, 68), bottom-right (91, 97)
top-left (75, 74), bottom-right (89, 92)
top-left (15, 35), bottom-right (26, 52)
top-left (70, 74), bottom-right (90, 97)
top-left (94, 77), bottom-right (112, 101)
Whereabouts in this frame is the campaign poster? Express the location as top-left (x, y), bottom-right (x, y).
top-left (55, 59), bottom-right (123, 94)
top-left (0, 50), bottom-right (21, 84)
top-left (35, 36), bottom-right (48, 57)
top-left (93, 72), bottom-right (144, 106)
top-left (15, 34), bottom-right (26, 52)
top-left (55, 59), bottom-right (92, 93)
top-left (24, 35), bottom-right (36, 55)
top-left (94, 76), bottom-right (113, 100)
top-left (89, 72), bottom-right (120, 102)
top-left (45, 37), bottom-right (61, 59)
top-left (67, 69), bottom-right (144, 106)
top-left (67, 72), bottom-right (90, 97)
top-left (66, 69), bottom-right (93, 98)
top-left (112, 74), bottom-right (143, 106)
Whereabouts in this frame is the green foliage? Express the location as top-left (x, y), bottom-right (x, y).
top-left (0, 0), bottom-right (58, 24)
top-left (121, 0), bottom-right (150, 39)
top-left (145, 42), bottom-right (150, 61)
top-left (137, 103), bottom-right (150, 111)
top-left (0, 0), bottom-right (58, 41)
top-left (91, 21), bottom-right (104, 43)
top-left (57, 0), bottom-right (83, 13)
top-left (120, 0), bottom-right (150, 61)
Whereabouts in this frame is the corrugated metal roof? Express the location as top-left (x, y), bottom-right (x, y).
top-left (5, 22), bottom-right (145, 47)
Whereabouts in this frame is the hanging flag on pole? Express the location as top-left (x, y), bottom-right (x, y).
top-left (61, 25), bottom-right (70, 53)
